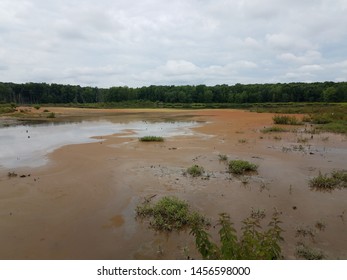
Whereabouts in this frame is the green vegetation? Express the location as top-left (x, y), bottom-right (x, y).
top-left (273, 115), bottom-right (302, 125)
top-left (253, 103), bottom-right (347, 135)
top-left (136, 196), bottom-right (208, 231)
top-left (186, 165), bottom-right (205, 177)
top-left (33, 104), bottom-right (41, 110)
top-left (261, 126), bottom-right (288, 133)
top-left (228, 160), bottom-right (258, 175)
top-left (139, 136), bottom-right (164, 142)
top-left (46, 112), bottom-right (55, 118)
top-left (309, 171), bottom-right (347, 191)
top-left (0, 103), bottom-right (16, 115)
top-left (190, 211), bottom-right (283, 260)
top-left (136, 196), bottom-right (284, 260)
top-left (296, 243), bottom-right (325, 260)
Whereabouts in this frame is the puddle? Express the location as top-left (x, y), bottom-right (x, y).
top-left (0, 120), bottom-right (202, 169)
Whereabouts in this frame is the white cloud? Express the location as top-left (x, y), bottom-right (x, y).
top-left (0, 0), bottom-right (346, 86)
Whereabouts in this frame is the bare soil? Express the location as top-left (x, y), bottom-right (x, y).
top-left (0, 107), bottom-right (346, 259)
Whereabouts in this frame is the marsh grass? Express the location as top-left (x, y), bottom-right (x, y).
top-left (229, 160), bottom-right (258, 175)
top-left (139, 136), bottom-right (164, 142)
top-left (136, 196), bottom-right (208, 231)
top-left (273, 115), bottom-right (302, 125)
top-left (309, 171), bottom-right (347, 191)
top-left (186, 165), bottom-right (205, 177)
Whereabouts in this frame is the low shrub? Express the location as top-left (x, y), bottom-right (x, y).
top-left (190, 210), bottom-right (283, 260)
top-left (228, 160), bottom-right (258, 175)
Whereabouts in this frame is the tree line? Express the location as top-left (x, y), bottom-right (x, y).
top-left (0, 81), bottom-right (346, 105)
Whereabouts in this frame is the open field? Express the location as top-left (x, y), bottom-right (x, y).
top-left (0, 107), bottom-right (346, 259)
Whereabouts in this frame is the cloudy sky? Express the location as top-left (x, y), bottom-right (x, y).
top-left (1, 0), bottom-right (347, 87)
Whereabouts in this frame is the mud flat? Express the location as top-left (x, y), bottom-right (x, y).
top-left (0, 108), bottom-right (346, 259)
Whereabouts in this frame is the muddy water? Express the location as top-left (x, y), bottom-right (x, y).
top-left (0, 108), bottom-right (346, 259)
top-left (0, 119), bottom-right (201, 169)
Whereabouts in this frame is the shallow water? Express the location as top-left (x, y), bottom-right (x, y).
top-left (0, 120), bottom-right (200, 169)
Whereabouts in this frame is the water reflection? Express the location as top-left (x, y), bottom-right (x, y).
top-left (0, 120), bottom-right (200, 169)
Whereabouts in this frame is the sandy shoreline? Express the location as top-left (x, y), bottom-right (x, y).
top-left (1, 108), bottom-right (346, 259)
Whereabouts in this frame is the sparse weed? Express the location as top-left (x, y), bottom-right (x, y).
top-left (218, 154), bottom-right (228, 161)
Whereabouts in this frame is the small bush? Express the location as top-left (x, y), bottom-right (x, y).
top-left (33, 105), bottom-right (41, 110)
top-left (136, 196), bottom-right (208, 231)
top-left (309, 171), bottom-right (347, 191)
top-left (273, 115), bottom-right (302, 125)
top-left (238, 139), bottom-right (247, 143)
top-left (229, 160), bottom-right (258, 175)
top-left (261, 126), bottom-right (288, 133)
top-left (187, 165), bottom-right (205, 177)
top-left (139, 136), bottom-right (164, 142)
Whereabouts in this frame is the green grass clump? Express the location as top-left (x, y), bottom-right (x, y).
top-left (186, 165), bottom-right (205, 177)
top-left (47, 112), bottom-right (55, 118)
top-left (296, 243), bottom-right (325, 260)
top-left (136, 196), bottom-right (207, 231)
top-left (261, 126), bottom-right (288, 133)
top-left (33, 105), bottom-right (41, 110)
top-left (273, 115), bottom-right (302, 125)
top-left (228, 160), bottom-right (258, 175)
top-left (139, 136), bottom-right (164, 142)
top-left (309, 171), bottom-right (347, 191)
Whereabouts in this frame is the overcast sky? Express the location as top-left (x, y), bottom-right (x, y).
top-left (1, 0), bottom-right (346, 87)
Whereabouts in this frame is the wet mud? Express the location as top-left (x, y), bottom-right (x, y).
top-left (0, 108), bottom-right (346, 259)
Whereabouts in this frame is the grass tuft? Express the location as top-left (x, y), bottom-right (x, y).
top-left (261, 126), bottom-right (288, 133)
top-left (309, 170), bottom-right (347, 191)
top-left (228, 160), bottom-right (258, 175)
top-left (186, 165), bottom-right (205, 177)
top-left (136, 196), bottom-right (208, 231)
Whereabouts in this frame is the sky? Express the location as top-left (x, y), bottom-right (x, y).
top-left (0, 0), bottom-right (347, 87)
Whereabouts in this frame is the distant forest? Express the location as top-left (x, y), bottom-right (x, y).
top-left (0, 81), bottom-right (346, 104)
